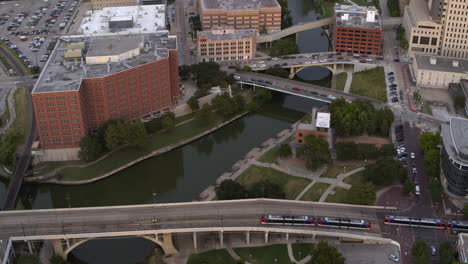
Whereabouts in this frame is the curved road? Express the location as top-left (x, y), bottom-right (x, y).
top-left (0, 45), bottom-right (27, 76)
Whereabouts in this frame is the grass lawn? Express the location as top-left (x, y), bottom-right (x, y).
top-left (299, 182), bottom-right (330, 202)
top-left (187, 249), bottom-right (237, 264)
top-left (292, 243), bottom-right (313, 262)
top-left (335, 72), bottom-right (347, 91)
top-left (325, 186), bottom-right (349, 203)
top-left (350, 67), bottom-right (387, 102)
top-left (12, 88), bottom-right (29, 143)
top-left (257, 145), bottom-right (280, 164)
top-left (29, 161), bottom-right (86, 177)
top-left (321, 160), bottom-right (368, 178)
top-left (236, 165), bottom-right (310, 199)
top-left (58, 113), bottom-right (228, 181)
top-left (234, 244), bottom-right (292, 264)
top-left (344, 171), bottom-right (365, 186)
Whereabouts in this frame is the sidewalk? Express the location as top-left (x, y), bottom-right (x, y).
top-left (343, 72), bottom-right (353, 93)
top-left (318, 167), bottom-right (364, 202)
top-left (0, 87), bottom-right (16, 135)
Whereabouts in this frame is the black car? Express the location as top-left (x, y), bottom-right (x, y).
top-left (394, 59), bottom-right (400, 62)
top-left (388, 72), bottom-right (394, 75)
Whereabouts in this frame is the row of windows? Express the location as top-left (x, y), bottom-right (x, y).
top-left (200, 41), bottom-right (251, 47)
top-left (38, 95), bottom-right (77, 101)
top-left (336, 37), bottom-right (381, 43)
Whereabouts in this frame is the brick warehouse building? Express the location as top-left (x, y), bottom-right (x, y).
top-left (32, 32), bottom-right (179, 160)
top-left (333, 4), bottom-right (383, 56)
top-left (200, 0), bottom-right (281, 31)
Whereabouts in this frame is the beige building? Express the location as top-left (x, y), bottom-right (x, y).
top-left (414, 55), bottom-right (468, 89)
top-left (92, 0), bottom-right (137, 10)
top-left (403, 0), bottom-right (441, 55)
top-left (197, 27), bottom-right (256, 62)
top-left (199, 0), bottom-right (281, 31)
top-left (404, 0), bottom-right (468, 59)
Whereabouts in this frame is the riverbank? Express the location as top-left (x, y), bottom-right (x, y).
top-left (25, 111), bottom-right (249, 185)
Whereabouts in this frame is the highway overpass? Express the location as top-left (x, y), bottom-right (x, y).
top-left (257, 17), bottom-right (403, 43)
top-left (0, 199), bottom-right (397, 260)
top-left (236, 72), bottom-right (386, 107)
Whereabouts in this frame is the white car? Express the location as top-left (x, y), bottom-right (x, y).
top-left (388, 254), bottom-right (400, 262)
top-left (271, 57), bottom-right (279, 60)
top-left (319, 59), bottom-right (326, 63)
top-left (305, 61), bottom-right (311, 64)
top-left (366, 58), bottom-right (373, 62)
top-left (304, 54), bottom-right (312, 58)
top-left (328, 95), bottom-right (337, 100)
top-left (258, 61), bottom-right (265, 64)
top-left (234, 75), bottom-right (241, 80)
top-left (312, 60), bottom-right (318, 64)
top-left (258, 64), bottom-right (266, 68)
top-left (250, 64), bottom-right (257, 68)
top-left (410, 152), bottom-right (415, 159)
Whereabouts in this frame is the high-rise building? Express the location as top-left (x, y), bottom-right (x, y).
top-left (32, 32), bottom-right (179, 160)
top-left (197, 27), bottom-right (256, 62)
top-left (404, 0), bottom-right (468, 59)
top-left (441, 116), bottom-right (468, 197)
top-left (333, 5), bottom-right (383, 56)
top-left (199, 0), bottom-right (281, 31)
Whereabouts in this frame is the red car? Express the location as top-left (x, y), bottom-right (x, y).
top-left (292, 87), bottom-right (301, 91)
top-left (337, 57), bottom-right (343, 60)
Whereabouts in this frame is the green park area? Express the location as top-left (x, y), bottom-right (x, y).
top-left (299, 182), bottom-right (330, 202)
top-left (235, 244), bottom-right (292, 264)
top-left (187, 249), bottom-right (237, 264)
top-left (349, 67), bottom-right (387, 102)
top-left (320, 160), bottom-right (367, 178)
top-left (236, 165), bottom-right (310, 200)
top-left (335, 72), bottom-right (347, 91)
top-left (257, 145), bottom-right (280, 164)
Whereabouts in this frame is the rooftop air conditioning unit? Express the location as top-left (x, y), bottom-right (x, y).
top-left (430, 57), bottom-right (437, 65)
top-left (453, 60), bottom-right (459, 67)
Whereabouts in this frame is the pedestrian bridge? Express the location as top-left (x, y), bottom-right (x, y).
top-left (257, 17), bottom-right (403, 43)
top-left (0, 199), bottom-right (397, 261)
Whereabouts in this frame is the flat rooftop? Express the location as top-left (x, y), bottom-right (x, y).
top-left (32, 32), bottom-right (176, 94)
top-left (201, 0), bottom-right (280, 10)
top-left (406, 0), bottom-right (432, 27)
top-left (415, 55), bottom-right (468, 74)
top-left (79, 5), bottom-right (165, 34)
top-left (335, 4), bottom-right (381, 30)
top-left (442, 116), bottom-right (468, 165)
top-left (198, 28), bottom-right (256, 41)
top-left (316, 112), bottom-right (330, 128)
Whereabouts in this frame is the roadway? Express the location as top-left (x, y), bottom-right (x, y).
top-left (0, 44), bottom-right (27, 76)
top-left (236, 71), bottom-right (385, 107)
top-left (175, 0), bottom-right (195, 65)
top-left (0, 199), bottom-right (394, 240)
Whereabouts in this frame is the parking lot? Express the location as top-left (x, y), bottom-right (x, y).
top-left (0, 0), bottom-right (80, 71)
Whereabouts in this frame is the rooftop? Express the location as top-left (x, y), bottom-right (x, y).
top-left (441, 116), bottom-right (468, 165)
top-left (32, 32), bottom-right (176, 94)
top-left (316, 112), bottom-right (330, 128)
top-left (79, 5), bottom-right (165, 34)
top-left (415, 55), bottom-right (468, 74)
top-left (334, 4), bottom-right (381, 30)
top-left (201, 0), bottom-right (280, 10)
top-left (459, 233), bottom-right (468, 263)
top-left (198, 27), bottom-right (256, 41)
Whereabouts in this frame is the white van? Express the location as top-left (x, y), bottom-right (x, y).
top-left (415, 185), bottom-right (420, 196)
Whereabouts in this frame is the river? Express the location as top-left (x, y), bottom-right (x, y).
top-left (0, 0), bottom-right (330, 262)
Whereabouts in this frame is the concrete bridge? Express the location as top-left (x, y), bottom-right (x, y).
top-left (236, 72), bottom-right (386, 107)
top-left (257, 17), bottom-right (403, 43)
top-left (0, 199), bottom-right (397, 261)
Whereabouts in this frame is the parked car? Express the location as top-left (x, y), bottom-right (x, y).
top-left (292, 87), bottom-right (301, 91)
top-left (431, 245), bottom-right (437, 256)
top-left (388, 254), bottom-right (400, 262)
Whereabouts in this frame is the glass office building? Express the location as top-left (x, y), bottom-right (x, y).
top-left (441, 117), bottom-right (468, 197)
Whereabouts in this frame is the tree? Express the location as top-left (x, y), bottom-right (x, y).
top-left (249, 180), bottom-right (285, 199)
top-left (363, 157), bottom-right (406, 186)
top-left (297, 135), bottom-right (331, 170)
top-left (270, 38), bottom-right (298, 57)
top-left (454, 95), bottom-right (466, 110)
top-left (179, 65), bottom-right (191, 80)
top-left (49, 255), bottom-right (67, 264)
top-left (418, 132), bottom-right (440, 153)
top-left (308, 241), bottom-right (345, 264)
top-left (264, 66), bottom-right (289, 79)
top-left (0, 133), bottom-right (18, 167)
top-left (104, 120), bottom-right (126, 150)
top-left (241, 65), bottom-right (252, 72)
top-left (215, 180), bottom-right (248, 200)
top-left (439, 241), bottom-right (457, 264)
top-left (195, 104), bottom-right (214, 126)
top-left (403, 181), bottom-right (415, 196)
top-left (423, 148), bottom-right (440, 178)
top-left (212, 93), bottom-right (244, 118)
top-left (14, 254), bottom-right (40, 264)
top-left (187, 96), bottom-right (200, 111)
top-left (347, 182), bottom-right (376, 205)
top-left (126, 118), bottom-right (148, 148)
top-left (78, 136), bottom-right (104, 161)
top-left (412, 240), bottom-right (429, 264)
top-left (278, 143), bottom-right (292, 157)
top-left (161, 116), bottom-right (175, 131)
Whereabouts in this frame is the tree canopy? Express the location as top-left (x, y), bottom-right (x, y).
top-left (297, 135), bottom-right (331, 170)
top-left (215, 180), bottom-right (248, 200)
top-left (439, 241), bottom-right (458, 264)
top-left (104, 119), bottom-right (148, 150)
top-left (270, 38), bottom-right (298, 57)
top-left (0, 132), bottom-right (19, 167)
top-left (264, 66), bottom-right (290, 79)
top-left (278, 143), bottom-right (292, 157)
top-left (412, 240), bottom-right (429, 264)
top-left (329, 99), bottom-right (394, 137)
top-left (347, 182), bottom-right (376, 205)
top-left (418, 132), bottom-right (441, 153)
top-left (335, 142), bottom-right (394, 161)
top-left (363, 156), bottom-right (407, 186)
top-left (212, 93), bottom-right (245, 118)
top-left (307, 241), bottom-right (345, 264)
top-left (249, 180), bottom-right (285, 199)
top-left (78, 136), bottom-right (104, 162)
top-left (195, 104), bottom-right (214, 126)
top-left (187, 96), bottom-right (200, 111)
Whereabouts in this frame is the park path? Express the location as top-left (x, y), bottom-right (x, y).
top-left (343, 72), bottom-right (353, 93)
top-left (295, 181), bottom-right (316, 200)
top-left (318, 167), bottom-right (365, 202)
top-left (287, 243), bottom-right (297, 263)
top-left (0, 87), bottom-right (16, 134)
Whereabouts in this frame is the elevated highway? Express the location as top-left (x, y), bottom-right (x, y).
top-left (236, 72), bottom-right (386, 107)
top-left (0, 199), bottom-right (397, 259)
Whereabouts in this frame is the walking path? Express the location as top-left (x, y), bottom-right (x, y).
top-left (343, 72), bottom-right (353, 93)
top-left (0, 87), bottom-right (16, 134)
top-left (297, 256), bottom-right (312, 264)
top-left (318, 167), bottom-right (365, 202)
top-left (287, 243), bottom-right (297, 263)
top-left (295, 181), bottom-right (316, 200)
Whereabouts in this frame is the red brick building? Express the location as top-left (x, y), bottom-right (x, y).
top-left (333, 5), bottom-right (382, 56)
top-left (32, 33), bottom-right (179, 151)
